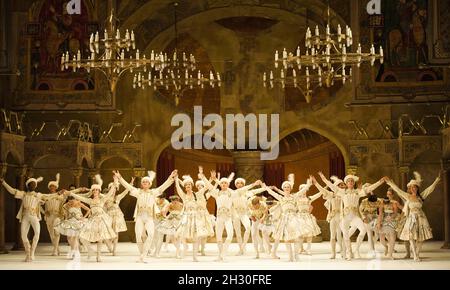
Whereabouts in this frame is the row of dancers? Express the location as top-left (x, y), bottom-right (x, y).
top-left (0, 166), bottom-right (441, 263)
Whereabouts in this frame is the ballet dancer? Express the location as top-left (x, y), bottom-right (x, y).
top-left (114, 169), bottom-right (177, 262)
top-left (385, 172), bottom-right (441, 261)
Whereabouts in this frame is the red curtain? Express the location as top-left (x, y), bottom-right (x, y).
top-left (329, 150), bottom-right (345, 179)
top-left (264, 163), bottom-right (285, 187)
top-left (157, 149), bottom-right (175, 196)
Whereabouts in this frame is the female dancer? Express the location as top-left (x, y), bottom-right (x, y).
top-left (385, 172), bottom-right (441, 261)
top-left (114, 169), bottom-right (176, 263)
top-left (377, 196), bottom-right (398, 259)
top-left (263, 175), bottom-right (310, 262)
top-left (200, 170), bottom-right (235, 261)
top-left (271, 178), bottom-right (322, 255)
top-left (194, 170), bottom-right (217, 256)
top-left (260, 199), bottom-right (279, 255)
top-left (359, 184), bottom-right (383, 258)
top-left (70, 175), bottom-right (117, 262)
top-left (311, 175), bottom-right (345, 259)
top-left (55, 195), bottom-right (90, 259)
top-left (155, 195), bottom-right (184, 258)
top-left (175, 174), bottom-right (206, 262)
top-left (318, 172), bottom-right (385, 260)
top-left (104, 178), bottom-right (134, 256)
top-left (247, 195), bottom-right (267, 258)
top-left (152, 196), bottom-right (170, 255)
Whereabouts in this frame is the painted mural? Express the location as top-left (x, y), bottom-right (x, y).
top-left (29, 0), bottom-right (95, 90)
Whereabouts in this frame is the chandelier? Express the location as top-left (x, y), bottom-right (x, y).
top-left (132, 2), bottom-right (221, 106)
top-left (264, 3), bottom-right (383, 103)
top-left (61, 10), bottom-right (165, 95)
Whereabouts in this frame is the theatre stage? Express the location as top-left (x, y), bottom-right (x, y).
top-left (0, 242), bottom-right (449, 270)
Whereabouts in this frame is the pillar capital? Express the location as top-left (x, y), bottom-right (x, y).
top-left (346, 165), bottom-right (358, 176)
top-left (88, 169), bottom-right (99, 178)
top-left (71, 167), bottom-right (84, 178)
top-left (133, 168), bottom-right (147, 178)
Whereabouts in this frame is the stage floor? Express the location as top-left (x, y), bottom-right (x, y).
top-left (1, 242), bottom-right (449, 270)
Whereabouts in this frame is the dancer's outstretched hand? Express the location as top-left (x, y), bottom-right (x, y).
top-left (170, 170), bottom-right (178, 178)
top-left (112, 170), bottom-right (121, 179)
top-left (198, 166), bottom-right (203, 174)
top-left (130, 177), bottom-right (135, 185)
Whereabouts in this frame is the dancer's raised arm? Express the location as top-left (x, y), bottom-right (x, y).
top-left (421, 173), bottom-right (442, 200)
top-left (0, 179), bottom-right (26, 199)
top-left (263, 184), bottom-right (283, 201)
top-left (70, 191), bottom-right (92, 205)
top-left (385, 177), bottom-right (409, 201)
top-left (360, 178), bottom-right (385, 196)
top-left (175, 175), bottom-right (186, 200)
top-left (311, 176), bottom-right (334, 199)
top-left (155, 170), bottom-right (177, 195)
top-left (318, 172), bottom-right (343, 196)
top-left (114, 170), bottom-right (138, 194)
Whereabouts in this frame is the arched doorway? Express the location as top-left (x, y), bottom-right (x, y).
top-left (156, 135), bottom-right (233, 215)
top-left (265, 129), bottom-right (345, 225)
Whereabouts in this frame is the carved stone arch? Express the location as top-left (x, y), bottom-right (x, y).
top-left (277, 123), bottom-right (350, 168)
top-left (96, 155), bottom-right (134, 170)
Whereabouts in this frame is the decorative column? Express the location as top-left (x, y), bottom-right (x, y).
top-left (71, 167), bottom-right (84, 188)
top-left (11, 165), bottom-right (27, 251)
top-left (346, 165), bottom-right (358, 176)
top-left (0, 163), bottom-right (8, 254)
top-left (442, 159), bottom-right (450, 249)
top-left (231, 151), bottom-right (265, 183)
top-left (399, 166), bottom-right (410, 191)
top-left (88, 169), bottom-right (99, 187)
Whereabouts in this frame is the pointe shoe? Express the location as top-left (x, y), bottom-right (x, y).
top-left (24, 254), bottom-right (32, 262)
top-left (384, 246), bottom-right (388, 256)
top-left (193, 257), bottom-right (199, 262)
top-left (96, 256), bottom-right (102, 262)
top-left (355, 251), bottom-right (361, 259)
top-left (255, 253), bottom-right (260, 259)
top-left (201, 250), bottom-right (206, 256)
top-left (294, 254), bottom-right (300, 262)
top-left (271, 254), bottom-right (280, 259)
top-left (330, 253), bottom-right (336, 260)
